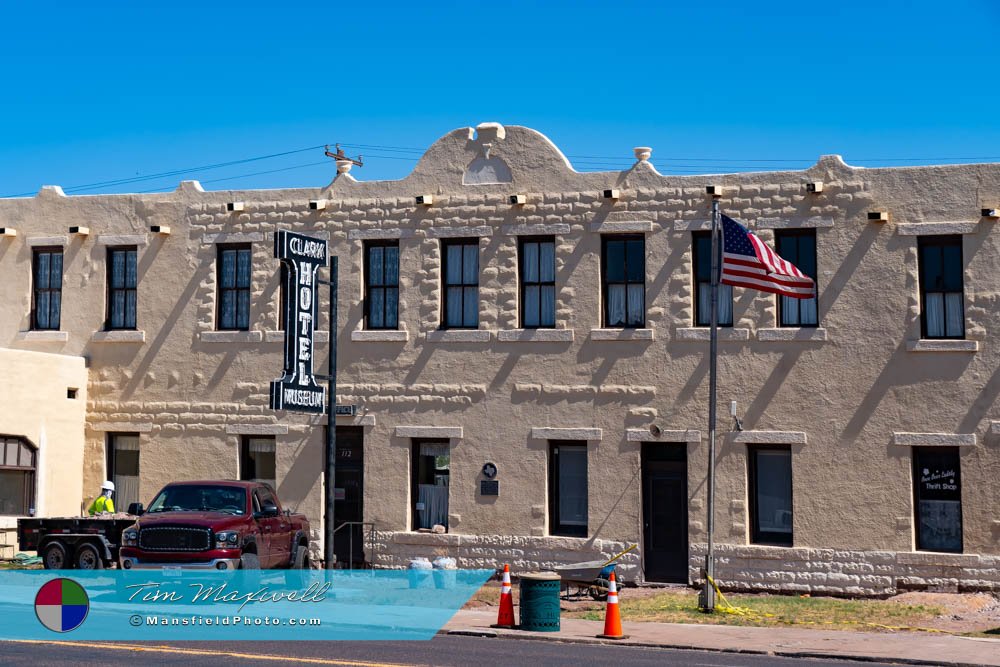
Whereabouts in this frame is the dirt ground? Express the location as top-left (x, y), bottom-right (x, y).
top-left (466, 581), bottom-right (1000, 635)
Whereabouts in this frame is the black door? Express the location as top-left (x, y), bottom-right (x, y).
top-left (325, 426), bottom-right (365, 567)
top-left (641, 443), bottom-right (688, 583)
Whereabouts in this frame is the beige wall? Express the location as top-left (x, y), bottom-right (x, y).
top-left (1, 123), bottom-right (999, 591)
top-left (0, 348), bottom-right (87, 522)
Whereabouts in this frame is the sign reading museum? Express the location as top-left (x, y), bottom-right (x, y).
top-left (269, 230), bottom-right (328, 414)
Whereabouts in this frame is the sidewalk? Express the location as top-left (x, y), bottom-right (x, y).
top-left (445, 609), bottom-right (1000, 667)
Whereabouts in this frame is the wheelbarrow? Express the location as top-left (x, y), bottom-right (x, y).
top-left (552, 544), bottom-right (637, 601)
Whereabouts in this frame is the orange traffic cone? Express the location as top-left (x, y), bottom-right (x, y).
top-left (596, 571), bottom-right (628, 639)
top-left (491, 563), bottom-right (516, 629)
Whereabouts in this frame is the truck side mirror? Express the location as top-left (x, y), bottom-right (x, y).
top-left (127, 502), bottom-right (145, 516)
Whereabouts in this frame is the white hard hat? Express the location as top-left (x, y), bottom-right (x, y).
top-left (101, 480), bottom-right (115, 491)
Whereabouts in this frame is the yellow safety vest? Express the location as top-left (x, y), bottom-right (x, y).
top-left (88, 495), bottom-right (115, 515)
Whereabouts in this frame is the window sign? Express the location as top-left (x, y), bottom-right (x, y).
top-left (914, 447), bottom-right (963, 552)
top-left (269, 230), bottom-right (328, 414)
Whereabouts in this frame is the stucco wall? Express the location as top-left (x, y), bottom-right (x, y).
top-left (0, 123), bottom-right (998, 590)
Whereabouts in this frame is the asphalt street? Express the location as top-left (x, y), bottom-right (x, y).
top-left (2, 635), bottom-right (904, 667)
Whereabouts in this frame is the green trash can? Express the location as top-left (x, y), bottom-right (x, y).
top-left (518, 571), bottom-right (561, 632)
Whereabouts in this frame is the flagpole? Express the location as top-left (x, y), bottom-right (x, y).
top-left (701, 193), bottom-right (721, 612)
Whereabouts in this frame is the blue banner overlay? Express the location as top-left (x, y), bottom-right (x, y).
top-left (0, 569), bottom-right (491, 640)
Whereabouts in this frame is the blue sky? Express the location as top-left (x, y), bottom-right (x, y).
top-left (1, 1), bottom-right (998, 196)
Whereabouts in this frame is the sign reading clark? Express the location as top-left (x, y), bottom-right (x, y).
top-left (269, 230), bottom-right (328, 414)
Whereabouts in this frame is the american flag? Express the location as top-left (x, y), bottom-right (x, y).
top-left (720, 214), bottom-right (815, 298)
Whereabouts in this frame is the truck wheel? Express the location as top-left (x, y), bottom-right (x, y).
top-left (292, 546), bottom-right (308, 570)
top-left (75, 543), bottom-right (105, 570)
top-left (240, 553), bottom-right (260, 570)
top-left (41, 542), bottom-right (67, 570)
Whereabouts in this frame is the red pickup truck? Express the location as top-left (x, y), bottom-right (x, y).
top-left (118, 480), bottom-right (311, 571)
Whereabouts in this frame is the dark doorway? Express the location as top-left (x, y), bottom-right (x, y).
top-left (641, 443), bottom-right (688, 583)
top-left (324, 426), bottom-right (364, 567)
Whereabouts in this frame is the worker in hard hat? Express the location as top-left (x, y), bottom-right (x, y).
top-left (88, 480), bottom-right (116, 515)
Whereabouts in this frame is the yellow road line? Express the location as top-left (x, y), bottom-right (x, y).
top-left (11, 640), bottom-right (420, 666)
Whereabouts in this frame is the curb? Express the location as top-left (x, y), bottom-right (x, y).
top-left (443, 627), bottom-right (996, 667)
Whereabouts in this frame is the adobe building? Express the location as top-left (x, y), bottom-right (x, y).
top-left (1, 122), bottom-right (998, 594)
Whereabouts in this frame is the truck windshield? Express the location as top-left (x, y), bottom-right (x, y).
top-left (146, 485), bottom-right (246, 514)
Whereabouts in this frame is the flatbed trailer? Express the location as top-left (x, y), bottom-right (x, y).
top-left (17, 516), bottom-right (135, 569)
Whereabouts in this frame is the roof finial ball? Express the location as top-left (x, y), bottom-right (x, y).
top-left (633, 146), bottom-right (652, 162)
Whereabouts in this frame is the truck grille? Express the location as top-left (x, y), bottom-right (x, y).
top-left (139, 526), bottom-right (212, 552)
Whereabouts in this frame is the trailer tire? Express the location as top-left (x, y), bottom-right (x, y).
top-left (41, 541), bottom-right (68, 570)
top-left (75, 543), bottom-right (105, 570)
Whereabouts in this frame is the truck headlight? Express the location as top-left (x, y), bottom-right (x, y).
top-left (215, 531), bottom-right (239, 548)
top-left (122, 529), bottom-right (138, 547)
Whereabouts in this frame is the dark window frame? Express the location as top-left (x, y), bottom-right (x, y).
top-left (217, 243), bottom-right (252, 331)
top-left (601, 234), bottom-right (646, 328)
top-left (240, 435), bottom-right (277, 489)
top-left (918, 235), bottom-right (965, 339)
top-left (364, 239), bottom-right (400, 330)
top-left (278, 262), bottom-right (288, 331)
top-left (31, 246), bottom-right (63, 331)
top-left (518, 236), bottom-right (556, 328)
top-left (440, 238), bottom-right (479, 329)
top-left (548, 441), bottom-right (588, 537)
top-left (411, 439), bottom-right (450, 531)
top-left (693, 231), bottom-right (733, 327)
top-left (105, 245), bottom-right (138, 331)
top-left (913, 446), bottom-right (964, 553)
top-left (748, 445), bottom-right (794, 546)
top-left (775, 228), bottom-right (819, 328)
top-left (0, 435), bottom-right (37, 516)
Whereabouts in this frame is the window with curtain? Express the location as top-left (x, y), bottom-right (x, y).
top-left (693, 231), bottom-right (733, 326)
top-left (412, 440), bottom-right (450, 530)
top-left (0, 436), bottom-right (36, 516)
top-left (441, 238), bottom-right (479, 329)
top-left (365, 240), bottom-right (400, 329)
top-left (106, 246), bottom-right (137, 330)
top-left (913, 447), bottom-right (963, 553)
top-left (749, 446), bottom-right (793, 546)
top-left (775, 229), bottom-right (819, 327)
top-left (240, 436), bottom-right (276, 490)
top-left (549, 442), bottom-right (588, 537)
top-left (602, 235), bottom-right (645, 327)
top-left (32, 247), bottom-right (63, 331)
top-left (218, 244), bottom-right (252, 330)
top-left (918, 235), bottom-right (964, 339)
top-left (519, 237), bottom-right (556, 328)
top-left (106, 433), bottom-right (140, 512)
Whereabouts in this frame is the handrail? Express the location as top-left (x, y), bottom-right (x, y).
top-left (331, 521), bottom-right (377, 570)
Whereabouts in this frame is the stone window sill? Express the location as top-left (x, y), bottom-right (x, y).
top-left (91, 330), bottom-right (145, 343)
top-left (497, 328), bottom-right (574, 343)
top-left (16, 331), bottom-right (68, 342)
top-left (200, 330), bottom-right (264, 344)
top-left (351, 330), bottom-right (409, 342)
top-left (425, 330), bottom-right (492, 343)
top-left (675, 327), bottom-right (750, 341)
top-left (589, 328), bottom-right (654, 341)
top-left (264, 330), bottom-right (330, 343)
top-left (906, 339), bottom-right (978, 353)
top-left (757, 328), bottom-right (828, 342)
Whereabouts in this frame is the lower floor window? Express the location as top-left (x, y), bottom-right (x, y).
top-left (412, 440), bottom-right (450, 530)
top-left (549, 441), bottom-right (588, 537)
top-left (913, 446), bottom-right (963, 553)
top-left (0, 436), bottom-right (36, 516)
top-left (107, 433), bottom-right (140, 512)
top-left (749, 445), bottom-right (793, 546)
top-left (241, 437), bottom-right (276, 490)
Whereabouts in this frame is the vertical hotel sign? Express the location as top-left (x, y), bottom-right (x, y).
top-left (270, 230), bottom-right (327, 413)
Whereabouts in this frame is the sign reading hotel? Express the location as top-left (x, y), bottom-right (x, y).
top-left (269, 230), bottom-right (328, 414)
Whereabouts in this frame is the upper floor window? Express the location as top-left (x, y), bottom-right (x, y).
top-left (693, 231), bottom-right (732, 326)
top-left (918, 235), bottom-right (964, 339)
top-left (365, 240), bottom-right (400, 330)
top-left (218, 244), bottom-right (251, 331)
top-left (775, 229), bottom-right (818, 327)
top-left (442, 238), bottom-right (479, 329)
top-left (602, 235), bottom-right (645, 327)
top-left (106, 246), bottom-right (137, 330)
top-left (31, 247), bottom-right (62, 331)
top-left (0, 436), bottom-right (36, 516)
top-left (519, 237), bottom-right (556, 328)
